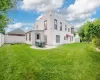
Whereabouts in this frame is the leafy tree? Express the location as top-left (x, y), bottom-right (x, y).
top-left (92, 19), bottom-right (100, 39)
top-left (78, 26), bottom-right (85, 41)
top-left (84, 22), bottom-right (94, 42)
top-left (73, 31), bottom-right (76, 37)
top-left (78, 18), bottom-right (100, 48)
top-left (0, 14), bottom-right (9, 34)
top-left (0, 0), bottom-right (17, 34)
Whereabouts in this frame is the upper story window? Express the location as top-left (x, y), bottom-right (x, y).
top-left (54, 19), bottom-right (57, 30)
top-left (29, 32), bottom-right (31, 41)
top-left (60, 22), bottom-right (62, 31)
top-left (68, 28), bottom-right (70, 32)
top-left (65, 25), bottom-right (67, 31)
top-left (71, 28), bottom-right (74, 34)
top-left (36, 25), bottom-right (38, 30)
top-left (44, 20), bottom-right (47, 30)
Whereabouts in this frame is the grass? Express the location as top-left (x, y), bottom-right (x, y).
top-left (0, 43), bottom-right (100, 80)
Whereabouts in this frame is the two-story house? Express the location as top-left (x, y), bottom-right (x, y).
top-left (26, 11), bottom-right (75, 46)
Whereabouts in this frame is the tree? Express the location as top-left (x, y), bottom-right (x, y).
top-left (0, 0), bottom-right (17, 34)
top-left (92, 19), bottom-right (100, 39)
top-left (84, 22), bottom-right (94, 42)
top-left (78, 25), bottom-right (85, 41)
top-left (0, 0), bottom-right (16, 12)
top-left (78, 19), bottom-right (100, 48)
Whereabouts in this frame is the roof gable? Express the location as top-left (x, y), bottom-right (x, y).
top-left (8, 29), bottom-right (25, 34)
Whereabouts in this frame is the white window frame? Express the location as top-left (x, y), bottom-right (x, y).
top-left (56, 35), bottom-right (60, 43)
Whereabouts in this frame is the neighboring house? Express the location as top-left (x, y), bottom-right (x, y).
top-left (26, 11), bottom-right (75, 46)
top-left (7, 29), bottom-right (25, 36)
top-left (5, 29), bottom-right (26, 43)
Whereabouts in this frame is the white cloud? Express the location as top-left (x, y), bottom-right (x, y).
top-left (8, 22), bottom-right (33, 29)
top-left (6, 22), bottom-right (33, 32)
top-left (23, 26), bottom-right (32, 32)
top-left (21, 0), bottom-right (64, 12)
top-left (20, 0), bottom-right (100, 29)
top-left (8, 23), bottom-right (23, 29)
top-left (74, 18), bottom-right (96, 28)
top-left (36, 14), bottom-right (45, 20)
top-left (59, 0), bottom-right (100, 22)
top-left (87, 18), bottom-right (96, 22)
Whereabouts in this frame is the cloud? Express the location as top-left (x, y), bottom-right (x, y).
top-left (74, 18), bottom-right (96, 28)
top-left (21, 0), bottom-right (64, 12)
top-left (6, 22), bottom-right (33, 32)
top-left (58, 0), bottom-right (100, 22)
top-left (23, 26), bottom-right (33, 32)
top-left (36, 14), bottom-right (45, 20)
top-left (8, 23), bottom-right (23, 29)
top-left (20, 0), bottom-right (100, 29)
top-left (8, 22), bottom-right (33, 29)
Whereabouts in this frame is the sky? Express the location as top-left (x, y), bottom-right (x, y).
top-left (6, 0), bottom-right (100, 32)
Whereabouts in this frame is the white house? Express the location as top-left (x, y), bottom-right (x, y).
top-left (26, 11), bottom-right (75, 46)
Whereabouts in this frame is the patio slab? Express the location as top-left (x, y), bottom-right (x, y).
top-left (30, 45), bottom-right (57, 50)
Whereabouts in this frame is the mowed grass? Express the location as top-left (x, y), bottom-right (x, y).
top-left (0, 43), bottom-right (100, 80)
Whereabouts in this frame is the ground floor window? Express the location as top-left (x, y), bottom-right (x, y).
top-left (44, 35), bottom-right (47, 44)
top-left (29, 32), bottom-right (31, 41)
top-left (71, 36), bottom-right (73, 41)
top-left (66, 36), bottom-right (68, 40)
top-left (37, 34), bottom-right (40, 40)
top-left (26, 34), bottom-right (27, 41)
top-left (70, 36), bottom-right (71, 42)
top-left (56, 35), bottom-right (60, 43)
top-left (64, 36), bottom-right (66, 40)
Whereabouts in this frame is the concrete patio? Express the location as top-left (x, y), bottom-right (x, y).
top-left (30, 45), bottom-right (57, 50)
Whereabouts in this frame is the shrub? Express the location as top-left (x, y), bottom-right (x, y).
top-left (92, 38), bottom-right (100, 49)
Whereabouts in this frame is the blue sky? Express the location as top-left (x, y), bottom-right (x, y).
top-left (7, 0), bottom-right (100, 32)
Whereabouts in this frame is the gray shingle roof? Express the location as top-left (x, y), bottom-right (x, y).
top-left (8, 29), bottom-right (25, 34)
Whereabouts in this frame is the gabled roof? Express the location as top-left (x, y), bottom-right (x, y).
top-left (8, 29), bottom-right (25, 34)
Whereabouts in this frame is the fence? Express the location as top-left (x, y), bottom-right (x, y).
top-left (0, 33), bottom-right (4, 47)
top-left (4, 35), bottom-right (26, 44)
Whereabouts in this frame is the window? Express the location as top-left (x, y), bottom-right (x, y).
top-left (26, 34), bottom-right (27, 41)
top-left (68, 28), bottom-right (70, 32)
top-left (71, 36), bottom-right (73, 41)
top-left (54, 19), bottom-right (57, 30)
top-left (37, 34), bottom-right (40, 40)
top-left (65, 25), bottom-right (67, 31)
top-left (70, 36), bottom-right (71, 42)
top-left (56, 35), bottom-right (60, 43)
top-left (71, 28), bottom-right (74, 33)
top-left (64, 36), bottom-right (66, 40)
top-left (60, 22), bottom-right (62, 31)
top-left (44, 20), bottom-right (47, 30)
top-left (36, 25), bottom-right (38, 30)
top-left (29, 32), bottom-right (31, 41)
top-left (44, 35), bottom-right (47, 43)
top-left (66, 36), bottom-right (68, 40)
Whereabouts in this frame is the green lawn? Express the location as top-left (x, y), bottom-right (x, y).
top-left (0, 43), bottom-right (100, 80)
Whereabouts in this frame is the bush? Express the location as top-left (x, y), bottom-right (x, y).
top-left (92, 38), bottom-right (100, 49)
